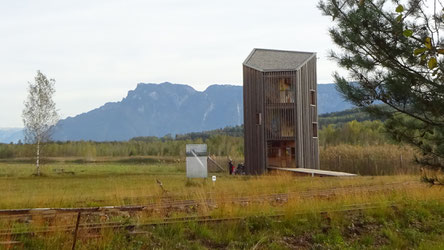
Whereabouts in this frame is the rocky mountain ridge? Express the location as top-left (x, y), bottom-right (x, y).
top-left (1, 82), bottom-right (353, 142)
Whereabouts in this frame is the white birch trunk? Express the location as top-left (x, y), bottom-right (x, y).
top-left (36, 140), bottom-right (40, 176)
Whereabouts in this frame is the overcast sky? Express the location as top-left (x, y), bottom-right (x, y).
top-left (0, 0), bottom-right (346, 128)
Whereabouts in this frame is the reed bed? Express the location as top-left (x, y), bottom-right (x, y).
top-left (320, 144), bottom-right (419, 175)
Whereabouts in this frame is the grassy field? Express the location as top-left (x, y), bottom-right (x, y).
top-left (0, 160), bottom-right (443, 249)
top-left (0, 160), bottom-right (422, 209)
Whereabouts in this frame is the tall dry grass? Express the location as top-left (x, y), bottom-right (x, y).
top-left (0, 161), bottom-right (420, 209)
top-left (2, 172), bottom-right (443, 249)
top-left (320, 144), bottom-right (419, 175)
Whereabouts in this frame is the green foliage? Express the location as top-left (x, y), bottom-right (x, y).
top-left (318, 0), bottom-right (444, 170)
top-left (0, 118), bottom-right (399, 160)
top-left (319, 107), bottom-right (375, 128)
top-left (0, 135), bottom-right (244, 159)
top-left (132, 125), bottom-right (244, 142)
top-left (385, 113), bottom-right (444, 169)
top-left (175, 125), bottom-right (244, 140)
top-left (12, 200), bottom-right (444, 249)
top-left (319, 120), bottom-right (387, 146)
top-left (0, 146), bottom-right (14, 158)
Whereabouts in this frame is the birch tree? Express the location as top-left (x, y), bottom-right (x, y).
top-left (22, 71), bottom-right (59, 176)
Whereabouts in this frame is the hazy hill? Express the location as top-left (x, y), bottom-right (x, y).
top-left (317, 84), bottom-right (354, 114)
top-left (0, 128), bottom-right (23, 144)
top-left (318, 108), bottom-right (374, 128)
top-left (2, 82), bottom-right (355, 143)
top-left (165, 107), bottom-right (373, 141)
top-left (52, 83), bottom-right (244, 141)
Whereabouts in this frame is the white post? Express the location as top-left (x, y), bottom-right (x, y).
top-left (212, 175), bottom-right (216, 187)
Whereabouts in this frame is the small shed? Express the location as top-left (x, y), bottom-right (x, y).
top-left (243, 48), bottom-right (319, 175)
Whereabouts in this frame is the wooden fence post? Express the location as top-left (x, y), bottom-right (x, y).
top-left (72, 212), bottom-right (82, 250)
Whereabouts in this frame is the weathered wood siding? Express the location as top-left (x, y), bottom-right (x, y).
top-left (243, 55), bottom-right (319, 174)
top-left (243, 65), bottom-right (266, 175)
top-left (300, 56), bottom-right (319, 169)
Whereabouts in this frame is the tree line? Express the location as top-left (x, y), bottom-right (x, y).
top-left (0, 135), bottom-right (244, 159)
top-left (0, 120), bottom-right (391, 159)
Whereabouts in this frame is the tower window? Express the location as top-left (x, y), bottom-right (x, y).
top-left (313, 122), bottom-right (318, 138)
top-left (279, 78), bottom-right (294, 103)
top-left (310, 90), bottom-right (316, 105)
top-left (256, 113), bottom-right (262, 125)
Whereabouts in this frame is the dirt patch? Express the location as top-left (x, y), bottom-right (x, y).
top-left (280, 233), bottom-right (314, 249)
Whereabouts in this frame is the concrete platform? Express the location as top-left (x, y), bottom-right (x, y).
top-left (268, 167), bottom-right (357, 177)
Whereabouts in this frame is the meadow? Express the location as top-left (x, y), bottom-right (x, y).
top-left (0, 159), bottom-right (443, 249)
top-left (0, 158), bottom-right (418, 209)
top-left (0, 120), bottom-right (441, 248)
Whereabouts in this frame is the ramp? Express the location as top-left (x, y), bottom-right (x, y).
top-left (268, 167), bottom-right (357, 177)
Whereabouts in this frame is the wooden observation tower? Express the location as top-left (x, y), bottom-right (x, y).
top-left (243, 48), bottom-right (319, 175)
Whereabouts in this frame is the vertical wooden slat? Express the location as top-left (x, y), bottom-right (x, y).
top-left (244, 53), bottom-right (319, 174)
top-left (312, 57), bottom-right (320, 169)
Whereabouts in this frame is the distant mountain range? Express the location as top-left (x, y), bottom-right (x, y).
top-left (0, 82), bottom-right (354, 143)
top-left (317, 84), bottom-right (354, 114)
top-left (52, 83), bottom-right (244, 141)
top-left (0, 128), bottom-right (23, 144)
